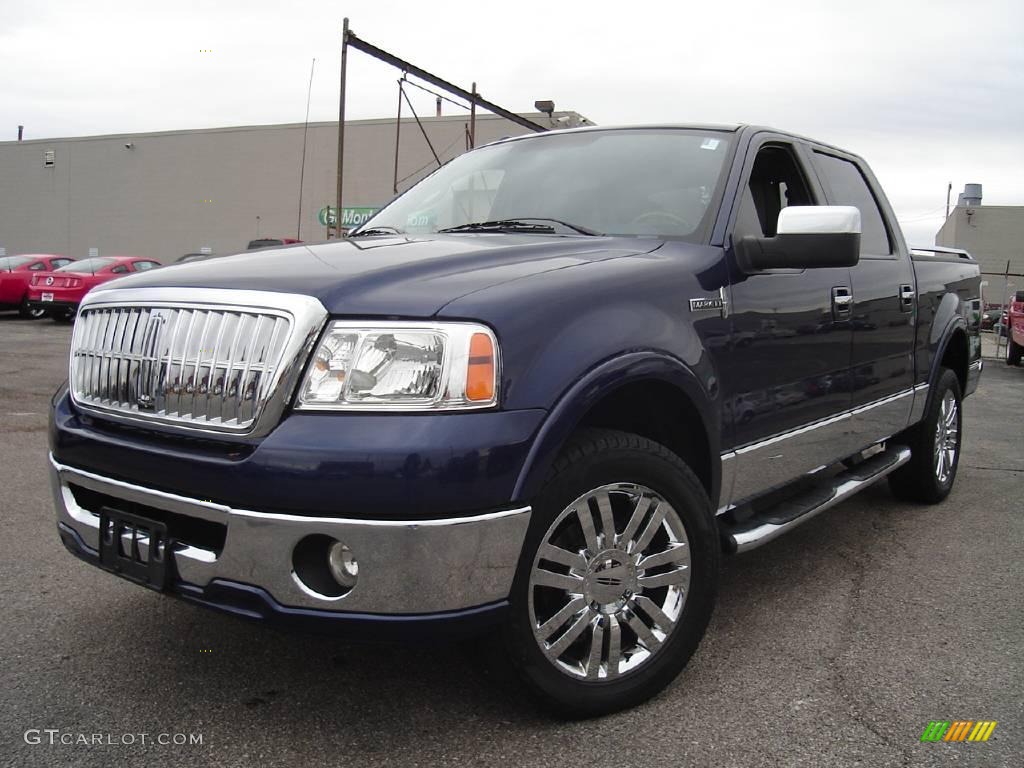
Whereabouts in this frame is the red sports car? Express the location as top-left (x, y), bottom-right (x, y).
top-left (27, 255), bottom-right (161, 321)
top-left (0, 254), bottom-right (75, 318)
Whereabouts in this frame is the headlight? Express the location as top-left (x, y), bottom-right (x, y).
top-left (296, 321), bottom-right (498, 410)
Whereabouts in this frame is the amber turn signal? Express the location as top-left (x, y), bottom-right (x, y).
top-left (466, 332), bottom-right (496, 402)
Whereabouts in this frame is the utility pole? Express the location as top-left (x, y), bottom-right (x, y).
top-left (334, 17), bottom-right (350, 238)
top-left (469, 82), bottom-right (477, 149)
top-left (945, 182), bottom-right (952, 219)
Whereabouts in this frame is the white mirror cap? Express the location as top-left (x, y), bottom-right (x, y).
top-left (777, 205), bottom-right (861, 235)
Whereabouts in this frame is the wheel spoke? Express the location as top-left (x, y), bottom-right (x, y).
top-left (576, 506), bottom-right (599, 553)
top-left (595, 491), bottom-right (616, 545)
top-left (634, 595), bottom-right (676, 632)
top-left (619, 495), bottom-right (651, 547)
top-left (585, 617), bottom-right (605, 679)
top-left (606, 615), bottom-right (621, 678)
top-left (638, 568), bottom-right (689, 590)
top-left (626, 611), bottom-right (661, 651)
top-left (538, 542), bottom-right (587, 570)
top-left (535, 596), bottom-right (587, 640)
top-left (632, 501), bottom-right (668, 553)
top-left (546, 609), bottom-right (592, 659)
top-left (533, 567), bottom-right (585, 593)
top-left (637, 542), bottom-right (689, 571)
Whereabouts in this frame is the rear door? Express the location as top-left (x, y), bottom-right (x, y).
top-left (720, 136), bottom-right (854, 505)
top-left (809, 150), bottom-right (916, 445)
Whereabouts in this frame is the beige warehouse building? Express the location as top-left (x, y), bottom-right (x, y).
top-left (936, 184), bottom-right (1024, 306)
top-left (0, 111), bottom-right (588, 265)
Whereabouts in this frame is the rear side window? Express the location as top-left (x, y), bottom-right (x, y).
top-left (58, 258), bottom-right (114, 274)
top-left (28, 261), bottom-right (46, 270)
top-left (133, 260), bottom-right (159, 271)
top-left (51, 259), bottom-right (72, 268)
top-left (111, 264), bottom-right (129, 274)
top-left (813, 152), bottom-right (891, 255)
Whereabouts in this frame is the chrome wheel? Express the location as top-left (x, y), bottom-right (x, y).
top-left (934, 390), bottom-right (959, 484)
top-left (527, 482), bottom-right (691, 680)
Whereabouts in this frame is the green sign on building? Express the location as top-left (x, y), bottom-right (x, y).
top-left (318, 206), bottom-right (378, 228)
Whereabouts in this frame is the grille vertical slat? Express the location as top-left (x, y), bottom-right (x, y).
top-left (70, 303), bottom-right (294, 433)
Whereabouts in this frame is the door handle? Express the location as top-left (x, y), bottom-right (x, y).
top-left (899, 283), bottom-right (915, 312)
top-left (832, 286), bottom-right (853, 319)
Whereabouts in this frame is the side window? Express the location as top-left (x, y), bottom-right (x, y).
top-left (111, 264), bottom-right (129, 274)
top-left (51, 259), bottom-right (71, 268)
top-left (733, 145), bottom-right (814, 240)
top-left (28, 261), bottom-right (46, 270)
top-left (812, 152), bottom-right (891, 255)
top-left (133, 261), bottom-right (159, 271)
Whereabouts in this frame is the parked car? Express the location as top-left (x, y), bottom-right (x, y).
top-left (0, 254), bottom-right (75, 318)
top-left (246, 237), bottom-right (301, 250)
top-left (176, 252), bottom-right (218, 263)
top-left (27, 256), bottom-right (161, 321)
top-left (47, 125), bottom-right (981, 716)
top-left (981, 308), bottom-right (1005, 331)
top-left (1006, 291), bottom-right (1024, 365)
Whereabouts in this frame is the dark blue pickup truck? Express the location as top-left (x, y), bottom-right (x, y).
top-left (49, 125), bottom-right (982, 716)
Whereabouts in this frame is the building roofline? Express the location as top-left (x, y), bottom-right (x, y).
top-left (1, 111), bottom-right (587, 146)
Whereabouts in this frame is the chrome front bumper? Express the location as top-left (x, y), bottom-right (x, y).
top-left (50, 454), bottom-right (531, 615)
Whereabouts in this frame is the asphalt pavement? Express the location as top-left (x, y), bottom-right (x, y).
top-left (1, 315), bottom-right (1021, 768)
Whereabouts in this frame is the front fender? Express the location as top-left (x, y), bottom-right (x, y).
top-left (511, 351), bottom-right (720, 504)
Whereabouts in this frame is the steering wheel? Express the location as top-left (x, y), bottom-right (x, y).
top-left (629, 210), bottom-right (690, 232)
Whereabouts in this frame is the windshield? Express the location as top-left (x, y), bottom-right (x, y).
top-left (57, 257), bottom-right (114, 274)
top-left (358, 129), bottom-right (733, 241)
top-left (0, 256), bottom-right (33, 271)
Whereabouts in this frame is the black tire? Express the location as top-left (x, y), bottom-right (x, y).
top-left (18, 296), bottom-right (46, 319)
top-left (504, 428), bottom-right (719, 718)
top-left (52, 309), bottom-right (75, 324)
top-left (1007, 338), bottom-right (1022, 366)
top-left (888, 368), bottom-right (963, 503)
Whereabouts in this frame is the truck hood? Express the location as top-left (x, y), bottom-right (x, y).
top-left (100, 234), bottom-right (661, 316)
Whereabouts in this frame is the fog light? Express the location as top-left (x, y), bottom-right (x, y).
top-left (328, 542), bottom-right (359, 588)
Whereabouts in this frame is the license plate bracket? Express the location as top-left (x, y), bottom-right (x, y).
top-left (98, 507), bottom-right (171, 591)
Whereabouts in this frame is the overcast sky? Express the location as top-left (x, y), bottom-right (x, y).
top-left (3, 0), bottom-right (1022, 246)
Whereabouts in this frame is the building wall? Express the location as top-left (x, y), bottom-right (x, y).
top-left (936, 205), bottom-right (1024, 305)
top-left (0, 112), bottom-right (585, 264)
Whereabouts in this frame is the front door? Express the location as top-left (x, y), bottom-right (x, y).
top-left (720, 138), bottom-right (854, 505)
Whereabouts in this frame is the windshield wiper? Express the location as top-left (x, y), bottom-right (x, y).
top-left (438, 218), bottom-right (602, 236)
top-left (349, 226), bottom-right (404, 237)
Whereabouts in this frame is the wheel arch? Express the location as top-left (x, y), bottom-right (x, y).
top-left (930, 318), bottom-right (969, 399)
top-left (512, 352), bottom-right (721, 507)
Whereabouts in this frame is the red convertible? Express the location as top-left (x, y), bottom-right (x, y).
top-left (27, 256), bottom-right (161, 321)
top-left (0, 254), bottom-right (75, 318)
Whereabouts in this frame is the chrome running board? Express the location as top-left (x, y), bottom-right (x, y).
top-left (723, 445), bottom-right (912, 553)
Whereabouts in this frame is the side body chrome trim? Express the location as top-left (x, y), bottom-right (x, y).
top-left (719, 385), bottom-right (923, 509)
top-left (51, 455), bottom-right (530, 614)
top-left (907, 382), bottom-right (930, 425)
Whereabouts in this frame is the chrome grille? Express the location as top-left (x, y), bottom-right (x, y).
top-left (71, 305), bottom-right (293, 432)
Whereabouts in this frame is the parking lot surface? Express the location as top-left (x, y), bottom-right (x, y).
top-left (1, 315), bottom-right (1021, 767)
